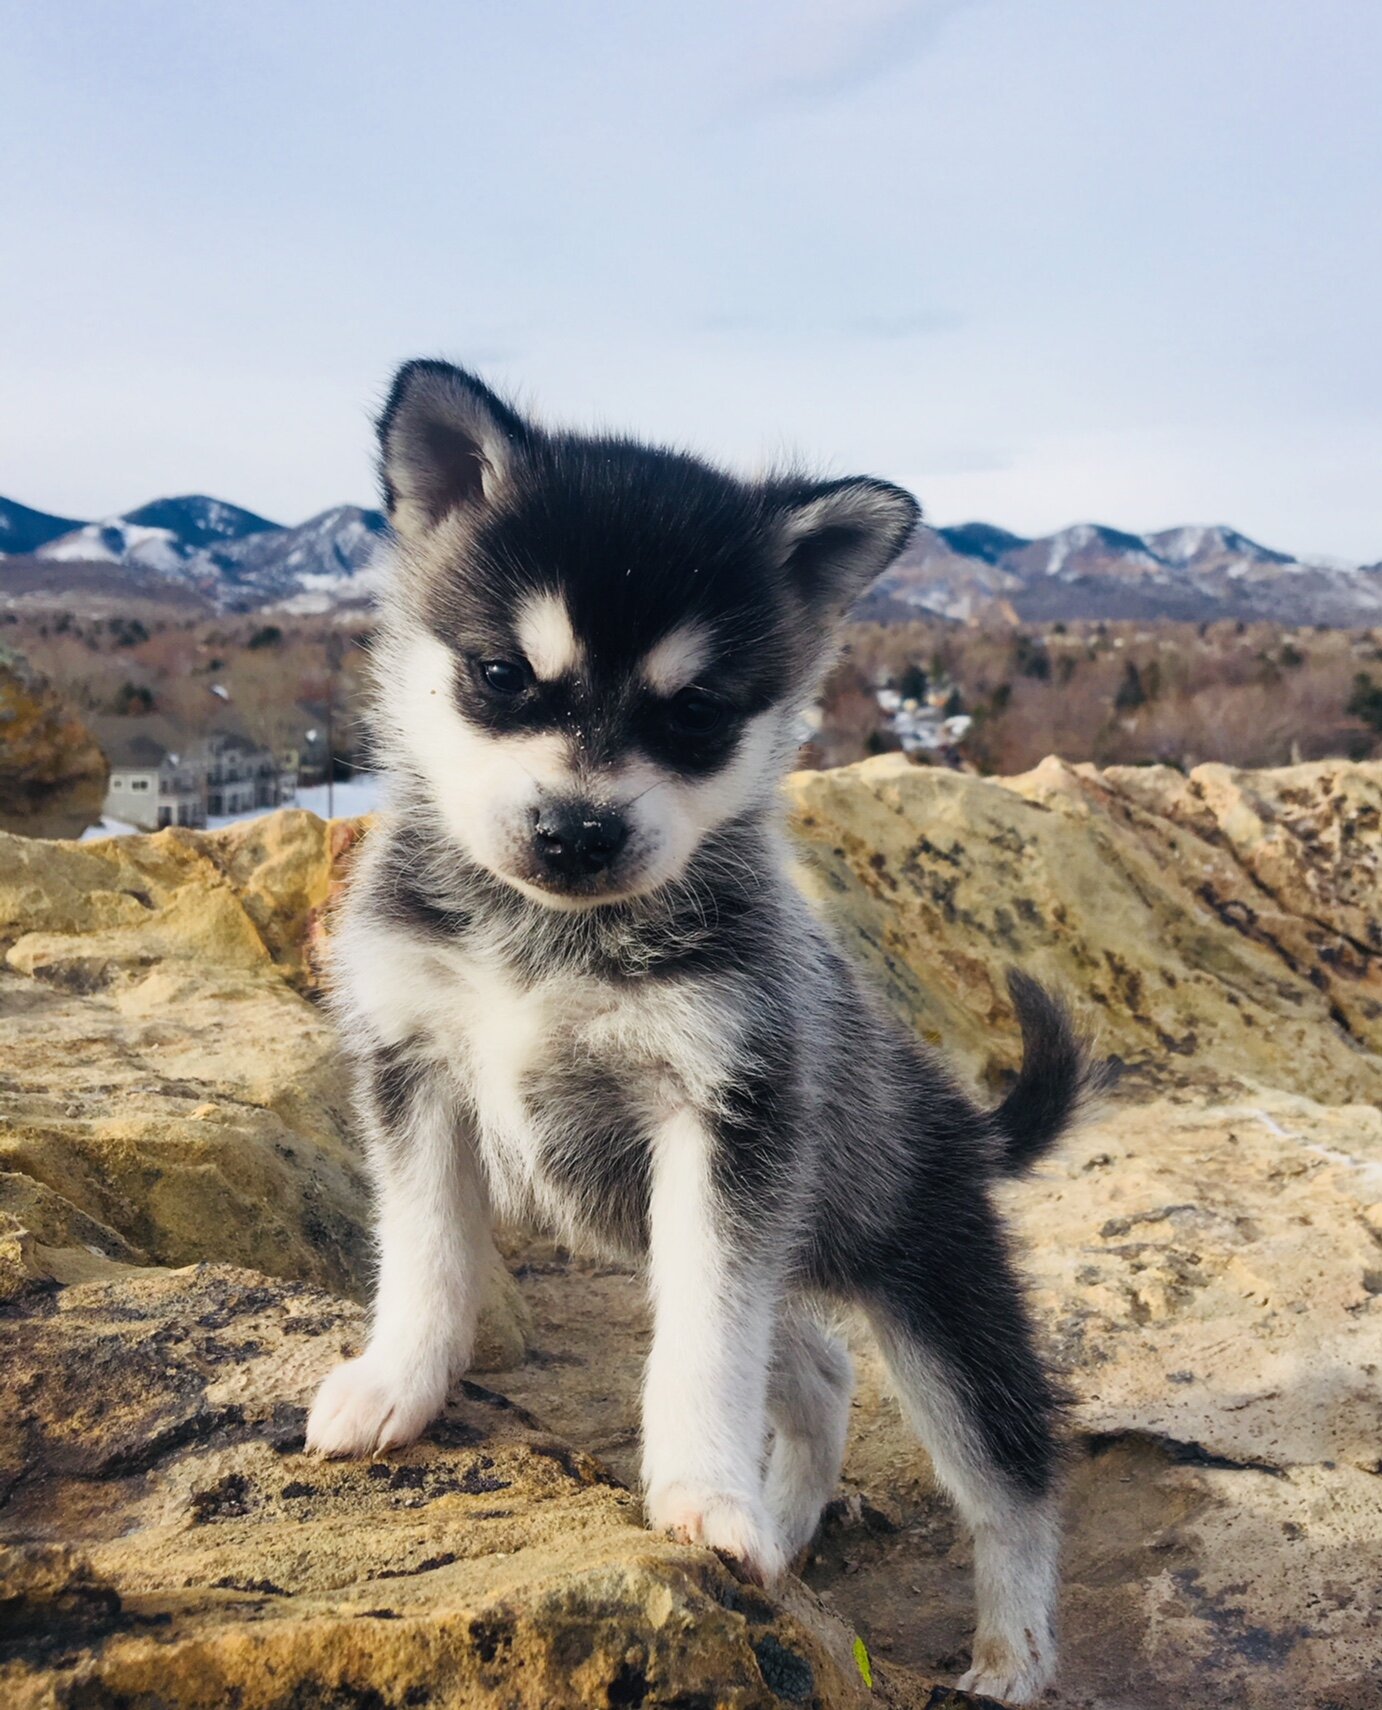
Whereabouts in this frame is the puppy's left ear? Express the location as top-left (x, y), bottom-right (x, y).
top-left (768, 477), bottom-right (920, 615)
top-left (377, 359), bottom-right (530, 542)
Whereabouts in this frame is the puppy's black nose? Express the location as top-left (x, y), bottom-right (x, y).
top-left (533, 803), bottom-right (629, 879)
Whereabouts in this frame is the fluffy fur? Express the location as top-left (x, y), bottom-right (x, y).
top-left (305, 360), bottom-right (1099, 1702)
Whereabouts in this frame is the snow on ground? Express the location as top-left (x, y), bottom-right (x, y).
top-left (81, 775), bottom-right (383, 840)
top-left (80, 815), bottom-right (139, 842)
top-left (208, 774), bottom-right (384, 829)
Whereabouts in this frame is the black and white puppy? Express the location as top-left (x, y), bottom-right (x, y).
top-left (306, 360), bottom-right (1094, 1702)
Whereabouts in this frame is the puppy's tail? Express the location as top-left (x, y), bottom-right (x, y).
top-left (991, 969), bottom-right (1102, 1174)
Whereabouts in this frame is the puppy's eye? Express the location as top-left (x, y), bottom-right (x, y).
top-left (665, 687), bottom-right (726, 738)
top-left (478, 658), bottom-right (531, 697)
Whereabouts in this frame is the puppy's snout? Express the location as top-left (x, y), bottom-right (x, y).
top-left (533, 802), bottom-right (629, 879)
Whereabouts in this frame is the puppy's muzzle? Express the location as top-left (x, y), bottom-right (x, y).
top-left (532, 801), bottom-right (630, 881)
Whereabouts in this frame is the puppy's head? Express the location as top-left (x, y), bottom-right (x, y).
top-left (374, 359), bottom-right (918, 909)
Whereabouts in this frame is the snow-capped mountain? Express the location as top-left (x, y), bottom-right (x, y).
top-left (0, 497), bottom-right (84, 556)
top-left (2, 489), bottom-right (1378, 624)
top-left (208, 505), bottom-right (391, 611)
top-left (36, 496), bottom-right (279, 580)
top-left (865, 520), bottom-right (1382, 626)
top-left (1, 495), bottom-right (390, 611)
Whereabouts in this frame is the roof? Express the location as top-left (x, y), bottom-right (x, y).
top-left (91, 714), bottom-right (276, 771)
top-left (90, 714), bottom-right (185, 769)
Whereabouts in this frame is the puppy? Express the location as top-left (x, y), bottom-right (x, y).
top-left (306, 360), bottom-right (1095, 1702)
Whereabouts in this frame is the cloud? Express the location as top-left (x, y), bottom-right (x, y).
top-left (748, 0), bottom-right (992, 109)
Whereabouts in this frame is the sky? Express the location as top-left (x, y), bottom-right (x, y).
top-left (3, 0), bottom-right (1381, 560)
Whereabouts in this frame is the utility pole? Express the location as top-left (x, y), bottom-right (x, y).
top-left (325, 630), bottom-right (344, 818)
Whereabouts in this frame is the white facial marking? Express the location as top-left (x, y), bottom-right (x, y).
top-left (390, 627), bottom-right (569, 868)
top-left (517, 591), bottom-right (583, 680)
top-left (385, 623), bottom-right (791, 909)
top-left (642, 623), bottom-right (712, 695)
top-left (618, 708), bottom-right (786, 889)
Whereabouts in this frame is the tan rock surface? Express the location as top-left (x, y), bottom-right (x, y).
top-left (0, 818), bottom-right (525, 1364)
top-left (785, 753), bottom-right (1382, 1105)
top-left (0, 1265), bottom-right (927, 1710)
top-left (0, 820), bottom-right (368, 1298)
top-left (4, 755), bottom-right (1382, 1707)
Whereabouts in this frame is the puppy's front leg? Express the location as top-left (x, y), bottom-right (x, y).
top-left (641, 1108), bottom-right (786, 1584)
top-left (308, 1054), bottom-right (490, 1458)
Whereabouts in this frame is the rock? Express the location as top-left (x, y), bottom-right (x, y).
top-left (4, 756), bottom-right (1382, 1707)
top-left (0, 821), bottom-right (368, 1298)
top-left (0, 1264), bottom-right (918, 1710)
top-left (785, 753), bottom-right (1382, 1105)
top-left (494, 1085), bottom-right (1382, 1710)
top-left (0, 655), bottom-right (108, 839)
top-left (0, 819), bottom-right (526, 1366)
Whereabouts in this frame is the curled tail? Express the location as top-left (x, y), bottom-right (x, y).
top-left (992, 969), bottom-right (1103, 1174)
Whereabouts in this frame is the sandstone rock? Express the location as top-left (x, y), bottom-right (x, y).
top-left (4, 756), bottom-right (1382, 1707)
top-left (786, 753), bottom-right (1382, 1106)
top-left (0, 821), bottom-right (526, 1366)
top-left (0, 823), bottom-right (368, 1298)
top-left (0, 1264), bottom-right (922, 1710)
top-left (499, 1086), bottom-right (1382, 1710)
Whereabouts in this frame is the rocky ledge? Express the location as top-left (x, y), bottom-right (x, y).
top-left (1, 755), bottom-right (1379, 1708)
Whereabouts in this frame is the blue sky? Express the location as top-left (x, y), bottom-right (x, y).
top-left (4, 0), bottom-right (1380, 558)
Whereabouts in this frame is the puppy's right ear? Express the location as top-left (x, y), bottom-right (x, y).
top-left (377, 360), bottom-right (528, 541)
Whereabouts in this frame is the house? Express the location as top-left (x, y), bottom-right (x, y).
top-left (96, 720), bottom-right (208, 831)
top-left (201, 730), bottom-right (297, 817)
top-left (95, 719), bottom-right (298, 831)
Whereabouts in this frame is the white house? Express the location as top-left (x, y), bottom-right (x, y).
top-left (97, 723), bottom-right (207, 831)
top-left (96, 719), bottom-right (298, 831)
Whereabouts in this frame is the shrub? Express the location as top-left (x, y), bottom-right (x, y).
top-left (1114, 660), bottom-right (1148, 711)
top-left (1347, 672), bottom-right (1382, 733)
top-left (1013, 634), bottom-right (1051, 680)
top-left (113, 682), bottom-right (155, 714)
top-left (895, 663), bottom-right (929, 701)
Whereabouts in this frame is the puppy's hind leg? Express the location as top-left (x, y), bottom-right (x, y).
top-left (763, 1302), bottom-right (854, 1564)
top-left (863, 1215), bottom-right (1063, 1705)
top-left (308, 1051), bottom-right (492, 1459)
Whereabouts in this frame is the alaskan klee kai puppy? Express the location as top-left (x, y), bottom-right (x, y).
top-left (306, 360), bottom-right (1095, 1702)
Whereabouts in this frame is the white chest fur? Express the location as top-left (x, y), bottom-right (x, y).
top-left (337, 919), bottom-right (742, 1238)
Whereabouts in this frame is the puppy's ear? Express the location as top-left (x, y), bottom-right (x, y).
top-left (768, 476), bottom-right (920, 616)
top-left (378, 360), bottom-right (529, 540)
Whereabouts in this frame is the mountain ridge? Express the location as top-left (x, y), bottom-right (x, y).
top-left (0, 494), bottom-right (389, 613)
top-left (2, 492), bottom-right (1378, 625)
top-left (867, 517), bottom-right (1382, 627)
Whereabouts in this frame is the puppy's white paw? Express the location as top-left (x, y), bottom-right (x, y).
top-left (305, 1354), bottom-right (444, 1459)
top-left (647, 1482), bottom-right (787, 1585)
top-left (958, 1634), bottom-right (1055, 1705)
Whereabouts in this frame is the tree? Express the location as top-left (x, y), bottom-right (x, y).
top-left (1347, 672), bottom-right (1382, 734)
top-left (1114, 660), bottom-right (1147, 711)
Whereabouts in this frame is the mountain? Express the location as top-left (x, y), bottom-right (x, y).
top-left (36, 496), bottom-right (280, 579)
top-left (0, 497), bottom-right (84, 556)
top-left (864, 520), bottom-right (1382, 627)
top-left (205, 505), bottom-right (391, 611)
top-left (1, 495), bottom-right (390, 613)
top-left (3, 489), bottom-right (1379, 625)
